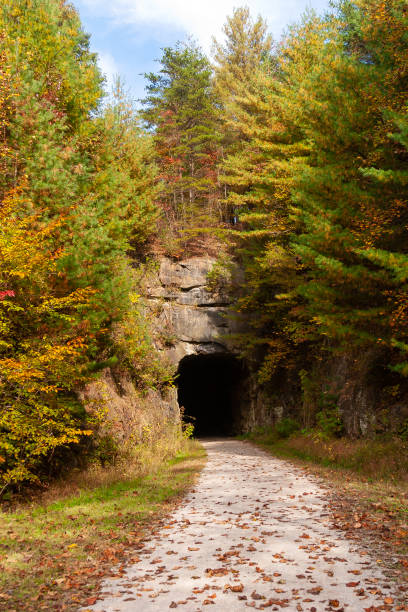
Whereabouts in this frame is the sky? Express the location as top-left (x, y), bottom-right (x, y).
top-left (73, 0), bottom-right (331, 103)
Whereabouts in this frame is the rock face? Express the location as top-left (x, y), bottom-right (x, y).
top-left (316, 352), bottom-right (408, 437)
top-left (141, 257), bottom-right (408, 437)
top-left (144, 256), bottom-right (292, 435)
top-left (82, 258), bottom-right (408, 443)
top-left (79, 258), bottom-right (408, 443)
top-left (146, 257), bottom-right (240, 365)
top-left (80, 256), bottom-right (255, 443)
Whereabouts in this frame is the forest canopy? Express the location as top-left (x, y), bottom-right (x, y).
top-left (141, 0), bottom-right (408, 380)
top-left (0, 0), bottom-right (407, 490)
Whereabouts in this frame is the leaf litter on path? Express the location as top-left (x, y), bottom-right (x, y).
top-left (83, 439), bottom-right (408, 611)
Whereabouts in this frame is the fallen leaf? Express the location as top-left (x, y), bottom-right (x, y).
top-left (86, 597), bottom-right (98, 606)
top-left (229, 584), bottom-right (244, 593)
top-left (206, 568), bottom-right (228, 577)
top-left (308, 587), bottom-right (322, 595)
top-left (251, 591), bottom-right (265, 600)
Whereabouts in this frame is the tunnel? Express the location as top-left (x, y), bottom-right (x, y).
top-left (177, 352), bottom-right (245, 437)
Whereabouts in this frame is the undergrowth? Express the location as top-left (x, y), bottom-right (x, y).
top-left (241, 425), bottom-right (408, 483)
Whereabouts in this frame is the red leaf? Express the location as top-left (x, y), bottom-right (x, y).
top-left (86, 597), bottom-right (98, 606)
top-left (0, 290), bottom-right (15, 300)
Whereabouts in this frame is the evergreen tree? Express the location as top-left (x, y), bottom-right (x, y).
top-left (212, 6), bottom-right (272, 138)
top-left (213, 10), bottom-right (309, 381)
top-left (141, 41), bottom-right (221, 239)
top-left (213, 7), bottom-right (274, 227)
top-left (285, 1), bottom-right (408, 373)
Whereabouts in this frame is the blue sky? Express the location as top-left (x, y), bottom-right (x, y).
top-left (73, 0), bottom-right (331, 103)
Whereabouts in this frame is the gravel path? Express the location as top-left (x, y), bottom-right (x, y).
top-left (86, 439), bottom-right (400, 611)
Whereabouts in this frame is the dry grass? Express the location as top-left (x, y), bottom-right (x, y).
top-left (35, 423), bottom-right (187, 508)
top-left (0, 435), bottom-right (206, 612)
top-left (150, 221), bottom-right (226, 260)
top-left (244, 431), bottom-right (408, 526)
top-left (244, 428), bottom-right (408, 483)
top-left (282, 434), bottom-right (408, 482)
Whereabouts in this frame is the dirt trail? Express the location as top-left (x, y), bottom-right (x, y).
top-left (86, 439), bottom-right (403, 611)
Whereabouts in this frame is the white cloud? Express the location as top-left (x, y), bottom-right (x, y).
top-left (80, 0), bottom-right (325, 51)
top-left (97, 51), bottom-right (119, 91)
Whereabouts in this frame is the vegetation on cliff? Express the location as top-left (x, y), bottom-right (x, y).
top-left (214, 1), bottom-right (408, 388)
top-left (142, 0), bottom-right (408, 435)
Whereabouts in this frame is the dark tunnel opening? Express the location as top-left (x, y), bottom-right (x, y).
top-left (177, 353), bottom-right (245, 437)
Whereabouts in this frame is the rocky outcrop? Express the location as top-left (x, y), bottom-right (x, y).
top-left (139, 256), bottom-right (408, 437)
top-left (316, 352), bottom-right (408, 437)
top-left (143, 256), bottom-right (289, 434)
top-left (80, 257), bottom-right (407, 442)
top-left (144, 256), bottom-right (297, 434)
top-left (146, 257), bottom-right (241, 365)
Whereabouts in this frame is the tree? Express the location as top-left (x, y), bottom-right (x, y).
top-left (284, 1), bottom-right (408, 373)
top-left (212, 6), bottom-right (272, 138)
top-left (212, 7), bottom-right (274, 227)
top-left (212, 10), bottom-right (310, 382)
top-left (0, 0), bottom-right (159, 490)
top-left (141, 41), bottom-right (221, 238)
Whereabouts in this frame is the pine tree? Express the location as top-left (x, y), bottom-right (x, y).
top-left (337, 0), bottom-right (408, 374)
top-left (212, 7), bottom-right (274, 227)
top-left (212, 10), bottom-right (309, 381)
top-left (141, 41), bottom-right (221, 241)
top-left (285, 1), bottom-right (408, 372)
top-left (212, 6), bottom-right (272, 139)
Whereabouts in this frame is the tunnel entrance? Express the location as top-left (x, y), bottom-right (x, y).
top-left (177, 353), bottom-right (245, 437)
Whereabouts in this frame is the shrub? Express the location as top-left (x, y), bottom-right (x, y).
top-left (275, 418), bottom-right (300, 439)
top-left (315, 408), bottom-right (344, 438)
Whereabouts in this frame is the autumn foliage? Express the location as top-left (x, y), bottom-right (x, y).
top-left (207, 1), bottom-right (408, 398)
top-left (143, 1), bottom-right (408, 425)
top-left (1, 0), bottom-right (407, 490)
top-left (0, 1), bottom-right (158, 491)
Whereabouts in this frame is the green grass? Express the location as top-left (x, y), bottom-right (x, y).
top-left (0, 441), bottom-right (206, 612)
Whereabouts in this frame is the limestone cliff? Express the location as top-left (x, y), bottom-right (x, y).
top-left (144, 257), bottom-right (284, 433)
top-left (145, 257), bottom-right (240, 365)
